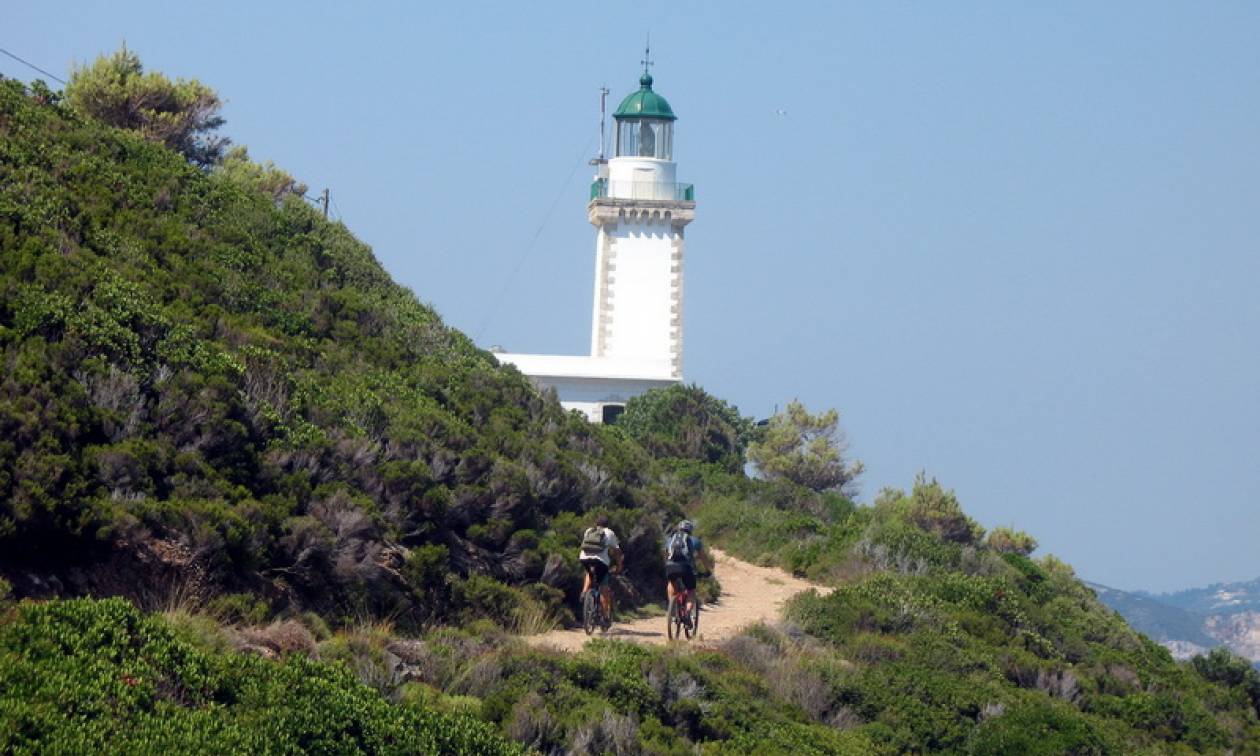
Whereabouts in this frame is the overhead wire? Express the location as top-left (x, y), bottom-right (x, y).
top-left (473, 132), bottom-right (597, 342)
top-left (0, 47), bottom-right (67, 85)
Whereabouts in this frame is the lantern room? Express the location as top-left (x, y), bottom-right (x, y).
top-left (613, 73), bottom-right (676, 160)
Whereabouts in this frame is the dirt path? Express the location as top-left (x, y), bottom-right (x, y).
top-left (527, 548), bottom-right (831, 652)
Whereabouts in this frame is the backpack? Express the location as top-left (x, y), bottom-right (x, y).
top-left (666, 531), bottom-right (691, 563)
top-left (581, 527), bottom-right (607, 556)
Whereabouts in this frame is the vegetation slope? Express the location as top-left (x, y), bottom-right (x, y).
top-left (0, 72), bottom-right (676, 633)
top-left (3, 69), bottom-right (1260, 754)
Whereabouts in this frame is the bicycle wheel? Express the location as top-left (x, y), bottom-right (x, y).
top-left (667, 594), bottom-right (683, 640)
top-left (582, 589), bottom-right (598, 636)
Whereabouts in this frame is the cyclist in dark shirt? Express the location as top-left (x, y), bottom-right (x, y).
top-left (664, 520), bottom-right (712, 619)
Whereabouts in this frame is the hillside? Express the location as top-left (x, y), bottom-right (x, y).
top-left (4, 71), bottom-right (1260, 753)
top-left (0, 73), bottom-right (676, 632)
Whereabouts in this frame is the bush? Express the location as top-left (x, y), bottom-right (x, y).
top-left (619, 384), bottom-right (754, 472)
top-left (65, 46), bottom-right (228, 166)
top-left (206, 593), bottom-right (270, 625)
top-left (747, 400), bottom-right (863, 494)
top-left (967, 697), bottom-right (1111, 755)
top-left (1192, 646), bottom-right (1260, 714)
top-left (893, 473), bottom-right (984, 546)
top-left (0, 597), bottom-right (522, 754)
top-left (987, 527), bottom-right (1038, 556)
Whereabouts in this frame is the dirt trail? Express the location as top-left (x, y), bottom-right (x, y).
top-left (527, 548), bottom-right (831, 652)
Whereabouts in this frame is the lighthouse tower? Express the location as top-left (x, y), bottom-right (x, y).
top-left (589, 70), bottom-right (695, 378)
top-left (496, 63), bottom-right (695, 423)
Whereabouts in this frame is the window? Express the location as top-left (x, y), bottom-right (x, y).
top-left (616, 119), bottom-right (673, 160)
top-left (638, 121), bottom-right (656, 157)
top-left (601, 404), bottom-right (626, 424)
top-left (616, 120), bottom-right (638, 157)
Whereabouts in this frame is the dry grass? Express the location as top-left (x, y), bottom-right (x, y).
top-left (512, 601), bottom-right (561, 636)
top-left (721, 625), bottom-right (855, 724)
top-left (139, 573), bottom-right (205, 616)
top-left (569, 710), bottom-right (639, 755)
top-left (507, 692), bottom-right (564, 752)
top-left (161, 608), bottom-right (233, 654)
top-left (236, 619), bottom-right (317, 657)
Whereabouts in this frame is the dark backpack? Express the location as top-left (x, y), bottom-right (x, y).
top-left (666, 531), bottom-right (691, 563)
top-left (581, 527), bottom-right (607, 555)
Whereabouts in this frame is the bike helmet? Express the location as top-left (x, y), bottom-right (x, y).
top-left (678, 520), bottom-right (694, 534)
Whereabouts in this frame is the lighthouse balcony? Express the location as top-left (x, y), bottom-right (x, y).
top-left (590, 178), bottom-right (695, 202)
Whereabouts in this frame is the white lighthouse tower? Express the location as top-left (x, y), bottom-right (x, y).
top-left (497, 61), bottom-right (696, 423)
top-left (590, 68), bottom-right (694, 376)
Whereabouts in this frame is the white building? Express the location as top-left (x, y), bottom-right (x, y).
top-left (496, 68), bottom-right (695, 423)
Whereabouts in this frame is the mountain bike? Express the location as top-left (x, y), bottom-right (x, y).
top-left (582, 561), bottom-right (613, 635)
top-left (666, 574), bottom-right (701, 640)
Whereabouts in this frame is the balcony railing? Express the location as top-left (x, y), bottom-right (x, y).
top-left (590, 179), bottom-right (695, 202)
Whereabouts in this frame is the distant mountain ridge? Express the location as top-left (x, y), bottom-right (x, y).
top-left (1091, 577), bottom-right (1260, 665)
top-left (1153, 576), bottom-right (1260, 616)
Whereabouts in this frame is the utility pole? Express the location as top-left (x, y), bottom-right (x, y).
top-left (319, 188), bottom-right (329, 219)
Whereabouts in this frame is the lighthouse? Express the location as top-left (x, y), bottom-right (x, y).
top-left (590, 69), bottom-right (694, 377)
top-left (496, 61), bottom-right (696, 423)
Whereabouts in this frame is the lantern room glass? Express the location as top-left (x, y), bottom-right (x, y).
top-left (615, 119), bottom-right (673, 160)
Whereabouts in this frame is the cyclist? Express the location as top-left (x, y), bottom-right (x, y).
top-left (578, 514), bottom-right (623, 625)
top-left (664, 519), bottom-right (712, 624)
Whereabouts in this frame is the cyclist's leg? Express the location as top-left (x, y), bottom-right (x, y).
top-left (682, 565), bottom-right (698, 614)
top-left (581, 560), bottom-right (594, 595)
top-left (594, 560), bottom-right (612, 618)
top-left (665, 562), bottom-right (684, 609)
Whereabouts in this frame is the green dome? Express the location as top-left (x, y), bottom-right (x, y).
top-left (612, 73), bottom-right (677, 121)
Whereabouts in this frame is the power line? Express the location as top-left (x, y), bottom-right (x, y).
top-left (0, 47), bottom-right (67, 85)
top-left (473, 133), bottom-right (596, 343)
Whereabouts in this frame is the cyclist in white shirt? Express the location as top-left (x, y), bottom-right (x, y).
top-left (578, 514), bottom-right (624, 622)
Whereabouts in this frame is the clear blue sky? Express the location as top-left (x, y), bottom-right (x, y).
top-left (7, 1), bottom-right (1259, 592)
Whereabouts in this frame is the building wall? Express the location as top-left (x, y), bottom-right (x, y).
top-left (547, 375), bottom-right (676, 422)
top-left (607, 156), bottom-right (677, 199)
top-left (594, 212), bottom-right (683, 377)
top-left (492, 360), bottom-right (676, 422)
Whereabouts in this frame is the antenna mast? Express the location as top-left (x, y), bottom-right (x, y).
top-left (598, 86), bottom-right (610, 160)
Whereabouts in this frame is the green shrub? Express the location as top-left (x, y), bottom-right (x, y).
top-left (893, 473), bottom-right (984, 546)
top-left (206, 592), bottom-right (270, 625)
top-left (0, 597), bottom-right (522, 754)
top-left (967, 697), bottom-right (1111, 755)
top-left (987, 526), bottom-right (1038, 556)
top-left (619, 383), bottom-right (755, 472)
top-left (451, 574), bottom-right (523, 628)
